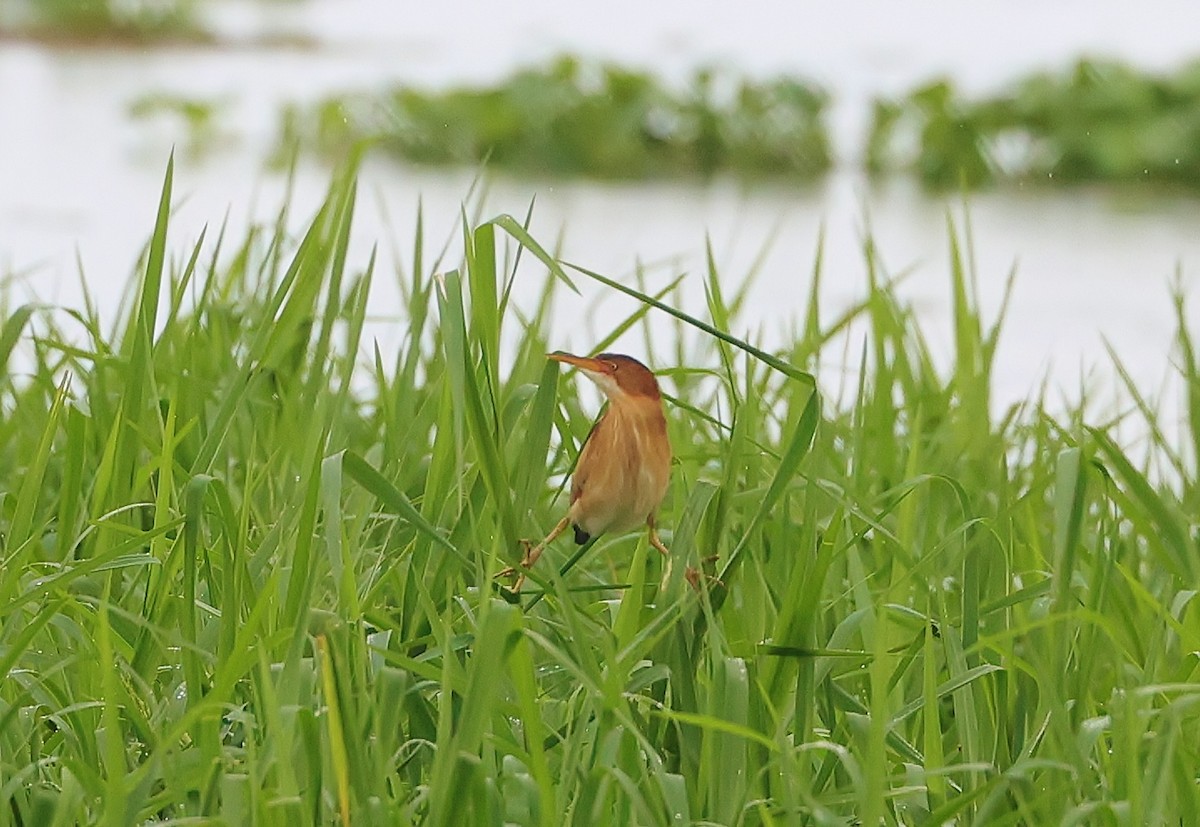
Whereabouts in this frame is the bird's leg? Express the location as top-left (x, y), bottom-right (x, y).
top-left (647, 517), bottom-right (720, 590)
top-left (648, 521), bottom-right (670, 557)
top-left (521, 516), bottom-right (572, 568)
top-left (498, 516), bottom-right (572, 591)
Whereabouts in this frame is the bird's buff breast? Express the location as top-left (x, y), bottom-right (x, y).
top-left (569, 406), bottom-right (670, 537)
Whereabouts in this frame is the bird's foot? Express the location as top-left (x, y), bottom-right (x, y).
top-left (495, 539), bottom-right (537, 592)
top-left (684, 555), bottom-right (722, 591)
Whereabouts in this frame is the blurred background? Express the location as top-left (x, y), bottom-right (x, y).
top-left (3, 0), bottom-right (1200, 412)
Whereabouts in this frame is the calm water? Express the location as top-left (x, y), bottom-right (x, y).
top-left (2, 0), bottom-right (1199, 421)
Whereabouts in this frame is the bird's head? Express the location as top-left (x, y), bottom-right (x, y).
top-left (548, 351), bottom-right (662, 402)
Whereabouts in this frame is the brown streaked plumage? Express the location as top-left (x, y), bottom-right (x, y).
top-left (504, 351), bottom-right (672, 591)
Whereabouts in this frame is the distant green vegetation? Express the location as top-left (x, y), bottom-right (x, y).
top-left (276, 56), bottom-right (1200, 190)
top-left (2, 0), bottom-right (204, 43)
top-left (868, 58), bottom-right (1200, 189)
top-left (2, 158), bottom-right (1200, 823)
top-left (128, 93), bottom-right (234, 158)
top-left (276, 56), bottom-right (832, 180)
top-left (10, 5), bottom-right (1200, 193)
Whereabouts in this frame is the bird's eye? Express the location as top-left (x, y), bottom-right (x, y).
top-left (605, 361), bottom-right (619, 372)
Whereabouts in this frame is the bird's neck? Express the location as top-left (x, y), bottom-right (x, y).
top-left (606, 396), bottom-right (665, 424)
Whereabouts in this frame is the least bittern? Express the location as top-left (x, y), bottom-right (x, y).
top-left (502, 351), bottom-right (672, 591)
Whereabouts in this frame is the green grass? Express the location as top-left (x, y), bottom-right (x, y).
top-left (2, 155), bottom-right (1200, 825)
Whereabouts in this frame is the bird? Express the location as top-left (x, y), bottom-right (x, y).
top-left (502, 351), bottom-right (672, 592)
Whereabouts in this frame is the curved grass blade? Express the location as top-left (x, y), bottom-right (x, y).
top-left (338, 450), bottom-right (468, 566)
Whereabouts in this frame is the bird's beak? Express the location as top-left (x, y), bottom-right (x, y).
top-left (548, 351), bottom-right (608, 373)
top-left (548, 351), bottom-right (619, 394)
